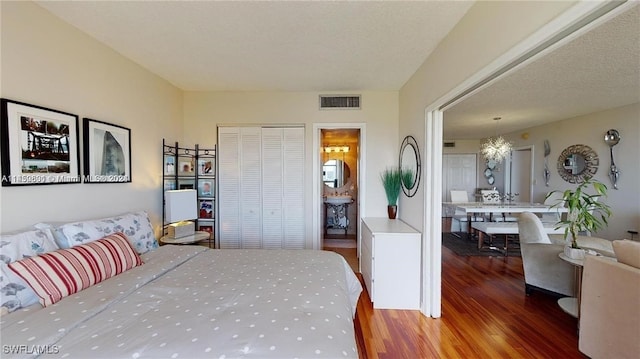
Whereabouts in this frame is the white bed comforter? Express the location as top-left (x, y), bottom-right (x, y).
top-left (1, 245), bottom-right (362, 358)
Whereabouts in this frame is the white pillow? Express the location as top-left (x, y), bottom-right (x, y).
top-left (0, 229), bottom-right (59, 264)
top-left (57, 211), bottom-right (158, 254)
top-left (0, 229), bottom-right (58, 315)
top-left (0, 264), bottom-right (39, 315)
top-left (34, 222), bottom-right (72, 249)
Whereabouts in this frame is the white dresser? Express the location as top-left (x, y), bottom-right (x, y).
top-left (360, 217), bottom-right (421, 309)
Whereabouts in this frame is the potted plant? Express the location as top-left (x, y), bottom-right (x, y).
top-left (548, 178), bottom-right (612, 259)
top-left (380, 167), bottom-right (402, 219)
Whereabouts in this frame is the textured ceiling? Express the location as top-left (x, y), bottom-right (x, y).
top-left (34, 1), bottom-right (639, 139)
top-left (444, 3), bottom-right (640, 139)
top-left (36, 0), bottom-right (473, 92)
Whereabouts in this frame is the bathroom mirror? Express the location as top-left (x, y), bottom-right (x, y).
top-left (557, 144), bottom-right (599, 184)
top-left (322, 159), bottom-right (350, 188)
top-left (399, 135), bottom-right (421, 197)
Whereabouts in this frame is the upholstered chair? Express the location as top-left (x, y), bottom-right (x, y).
top-left (449, 190), bottom-right (482, 233)
top-left (517, 212), bottom-right (575, 296)
top-left (579, 239), bottom-right (640, 359)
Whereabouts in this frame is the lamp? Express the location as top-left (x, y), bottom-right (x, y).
top-left (165, 189), bottom-right (197, 238)
top-left (480, 117), bottom-right (512, 163)
top-left (322, 145), bottom-right (349, 153)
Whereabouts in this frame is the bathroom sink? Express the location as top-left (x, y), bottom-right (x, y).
top-left (325, 195), bottom-right (352, 205)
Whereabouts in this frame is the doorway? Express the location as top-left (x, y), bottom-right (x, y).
top-left (312, 123), bottom-right (366, 253)
top-left (504, 146), bottom-right (533, 203)
top-left (424, 1), bottom-right (629, 318)
top-left (320, 129), bottom-right (360, 249)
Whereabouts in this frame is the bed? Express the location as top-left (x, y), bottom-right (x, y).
top-left (1, 214), bottom-right (362, 359)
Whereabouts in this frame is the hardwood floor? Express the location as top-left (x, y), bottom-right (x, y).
top-left (325, 243), bottom-right (586, 358)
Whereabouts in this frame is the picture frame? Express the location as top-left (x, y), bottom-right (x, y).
top-left (1, 99), bottom-right (81, 186)
top-left (164, 155), bottom-right (175, 176)
top-left (199, 199), bottom-right (213, 219)
top-left (198, 179), bottom-right (214, 197)
top-left (163, 179), bottom-right (176, 191)
top-left (178, 157), bottom-right (195, 176)
top-left (198, 222), bottom-right (214, 235)
top-left (178, 179), bottom-right (195, 190)
top-left (197, 159), bottom-right (214, 176)
top-left (83, 118), bottom-right (131, 183)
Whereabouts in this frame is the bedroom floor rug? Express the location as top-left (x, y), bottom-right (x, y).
top-left (442, 233), bottom-right (521, 257)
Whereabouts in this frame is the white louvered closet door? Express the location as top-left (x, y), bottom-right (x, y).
top-left (219, 126), bottom-right (304, 249)
top-left (218, 127), bottom-right (241, 248)
top-left (239, 127), bottom-right (262, 248)
top-left (261, 128), bottom-right (284, 249)
top-left (218, 127), bottom-right (262, 249)
top-left (282, 127), bottom-right (305, 249)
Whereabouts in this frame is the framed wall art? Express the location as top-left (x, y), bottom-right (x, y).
top-left (198, 179), bottom-right (214, 197)
top-left (83, 118), bottom-right (131, 183)
top-left (1, 98), bottom-right (81, 186)
top-left (199, 199), bottom-right (213, 219)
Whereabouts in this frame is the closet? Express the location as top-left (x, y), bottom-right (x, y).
top-left (218, 126), bottom-right (305, 249)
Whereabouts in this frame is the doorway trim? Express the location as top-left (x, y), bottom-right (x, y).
top-left (312, 123), bottom-right (366, 251)
top-left (421, 1), bottom-right (631, 317)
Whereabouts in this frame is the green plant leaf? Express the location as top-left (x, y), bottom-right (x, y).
top-left (548, 178), bottom-right (612, 247)
top-left (380, 167), bottom-right (402, 205)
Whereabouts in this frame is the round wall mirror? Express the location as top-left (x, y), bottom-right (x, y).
top-left (322, 159), bottom-right (350, 188)
top-left (399, 135), bottom-right (421, 197)
top-left (557, 144), bottom-right (599, 183)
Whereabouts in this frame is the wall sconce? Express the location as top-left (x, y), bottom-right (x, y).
top-left (323, 145), bottom-right (350, 153)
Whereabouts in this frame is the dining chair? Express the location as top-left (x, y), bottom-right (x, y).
top-left (449, 190), bottom-right (482, 232)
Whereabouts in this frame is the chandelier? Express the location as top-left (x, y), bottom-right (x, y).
top-left (480, 117), bottom-right (512, 163)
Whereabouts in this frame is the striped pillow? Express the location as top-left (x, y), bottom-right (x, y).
top-left (8, 232), bottom-right (143, 307)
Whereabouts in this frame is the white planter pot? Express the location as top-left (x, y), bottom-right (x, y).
top-left (564, 245), bottom-right (586, 260)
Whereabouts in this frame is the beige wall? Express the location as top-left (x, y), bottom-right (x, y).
top-left (0, 2), bottom-right (183, 232)
top-left (442, 104), bottom-right (640, 240)
top-left (398, 1), bottom-right (576, 232)
top-left (502, 103), bottom-right (640, 240)
top-left (183, 91), bottom-right (399, 247)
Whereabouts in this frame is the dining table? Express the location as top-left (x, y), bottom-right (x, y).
top-left (448, 201), bottom-right (568, 233)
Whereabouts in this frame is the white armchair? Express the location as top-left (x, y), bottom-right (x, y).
top-left (517, 212), bottom-right (574, 296)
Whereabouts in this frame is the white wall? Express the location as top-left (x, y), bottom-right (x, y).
top-left (502, 103), bottom-right (640, 240)
top-left (398, 1), bottom-right (576, 233)
top-left (0, 2), bottom-right (183, 233)
top-left (183, 91), bottom-right (399, 247)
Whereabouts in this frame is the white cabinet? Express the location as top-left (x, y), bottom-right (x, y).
top-left (218, 126), bottom-right (304, 249)
top-left (360, 217), bottom-right (421, 309)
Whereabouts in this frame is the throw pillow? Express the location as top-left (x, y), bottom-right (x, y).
top-left (613, 239), bottom-right (640, 269)
top-left (8, 232), bottom-right (143, 307)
